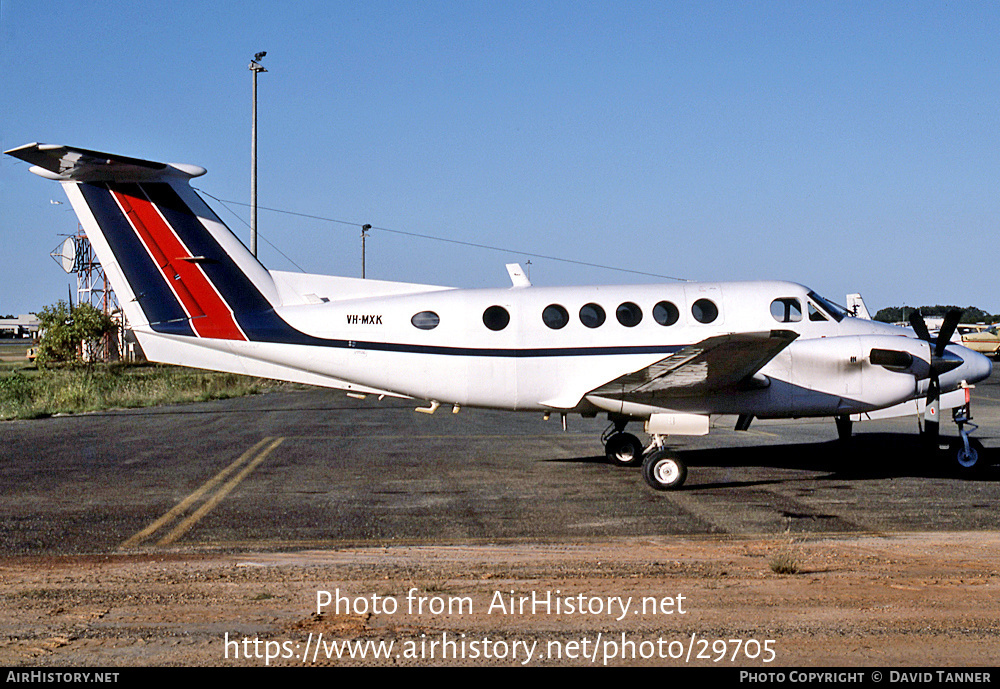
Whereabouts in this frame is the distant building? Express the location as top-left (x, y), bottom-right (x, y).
top-left (0, 314), bottom-right (40, 339)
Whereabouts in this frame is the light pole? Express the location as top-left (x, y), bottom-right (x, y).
top-left (249, 51), bottom-right (267, 257)
top-left (361, 224), bottom-right (371, 278)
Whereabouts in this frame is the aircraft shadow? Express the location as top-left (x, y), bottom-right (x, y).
top-left (556, 433), bottom-right (1000, 487)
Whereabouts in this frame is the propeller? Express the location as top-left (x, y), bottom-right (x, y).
top-left (933, 310), bottom-right (962, 359)
top-left (908, 309), bottom-right (963, 444)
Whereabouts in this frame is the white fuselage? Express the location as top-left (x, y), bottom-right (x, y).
top-left (159, 275), bottom-right (986, 421)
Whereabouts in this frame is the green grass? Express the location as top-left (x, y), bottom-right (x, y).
top-left (769, 550), bottom-right (801, 575)
top-left (0, 362), bottom-right (298, 420)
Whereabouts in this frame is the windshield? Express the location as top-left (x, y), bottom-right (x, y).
top-left (807, 291), bottom-right (849, 322)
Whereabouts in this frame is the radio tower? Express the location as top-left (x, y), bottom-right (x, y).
top-left (50, 225), bottom-right (122, 361)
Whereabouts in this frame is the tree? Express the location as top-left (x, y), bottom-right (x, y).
top-left (35, 300), bottom-right (116, 365)
top-left (873, 305), bottom-right (999, 324)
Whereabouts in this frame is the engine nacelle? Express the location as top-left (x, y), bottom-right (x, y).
top-left (785, 335), bottom-right (924, 415)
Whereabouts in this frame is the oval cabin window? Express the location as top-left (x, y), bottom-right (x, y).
top-left (411, 311), bottom-right (440, 330)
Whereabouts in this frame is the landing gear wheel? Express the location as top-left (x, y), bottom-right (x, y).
top-left (605, 432), bottom-right (645, 467)
top-left (642, 450), bottom-right (687, 490)
top-left (953, 437), bottom-right (985, 476)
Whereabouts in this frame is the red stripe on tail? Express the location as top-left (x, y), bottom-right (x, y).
top-left (111, 185), bottom-right (246, 340)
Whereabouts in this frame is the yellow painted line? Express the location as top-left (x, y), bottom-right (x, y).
top-left (119, 437), bottom-right (283, 550)
top-left (157, 437), bottom-right (284, 546)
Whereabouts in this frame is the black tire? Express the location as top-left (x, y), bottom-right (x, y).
top-left (605, 432), bottom-right (645, 467)
top-left (642, 450), bottom-right (687, 490)
top-left (954, 437), bottom-right (985, 476)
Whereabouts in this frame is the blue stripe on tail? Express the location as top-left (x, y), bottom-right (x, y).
top-left (78, 183), bottom-right (196, 337)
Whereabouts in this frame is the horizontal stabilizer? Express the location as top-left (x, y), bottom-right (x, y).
top-left (4, 143), bottom-right (205, 182)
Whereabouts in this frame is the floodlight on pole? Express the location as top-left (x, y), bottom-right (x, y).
top-left (249, 51), bottom-right (267, 257)
top-left (362, 224), bottom-right (371, 279)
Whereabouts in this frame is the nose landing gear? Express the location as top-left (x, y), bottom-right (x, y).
top-left (921, 389), bottom-right (987, 476)
top-left (951, 403), bottom-right (985, 476)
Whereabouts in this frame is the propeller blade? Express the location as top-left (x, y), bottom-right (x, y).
top-left (907, 309), bottom-right (963, 448)
top-left (909, 311), bottom-right (931, 342)
top-left (924, 375), bottom-right (941, 445)
top-left (934, 309), bottom-right (963, 358)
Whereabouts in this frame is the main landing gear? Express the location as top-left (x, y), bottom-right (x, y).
top-left (602, 419), bottom-right (687, 490)
top-left (602, 420), bottom-right (644, 467)
top-left (641, 437), bottom-right (687, 491)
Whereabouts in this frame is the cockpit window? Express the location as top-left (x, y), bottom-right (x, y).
top-left (806, 291), bottom-right (848, 322)
top-left (770, 298), bottom-right (802, 323)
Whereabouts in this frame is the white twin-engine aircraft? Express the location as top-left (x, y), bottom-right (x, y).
top-left (7, 143), bottom-right (993, 490)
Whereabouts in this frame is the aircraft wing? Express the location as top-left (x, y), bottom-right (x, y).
top-left (589, 329), bottom-right (798, 400)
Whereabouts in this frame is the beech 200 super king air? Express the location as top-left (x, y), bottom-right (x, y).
top-left (6, 143), bottom-right (993, 490)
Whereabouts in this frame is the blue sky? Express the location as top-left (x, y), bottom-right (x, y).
top-left (2, 1), bottom-right (998, 316)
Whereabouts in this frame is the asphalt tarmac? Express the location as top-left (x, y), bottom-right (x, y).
top-left (3, 369), bottom-right (999, 556)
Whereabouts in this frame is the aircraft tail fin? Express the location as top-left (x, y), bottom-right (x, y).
top-left (846, 293), bottom-right (872, 320)
top-left (6, 143), bottom-right (281, 341)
